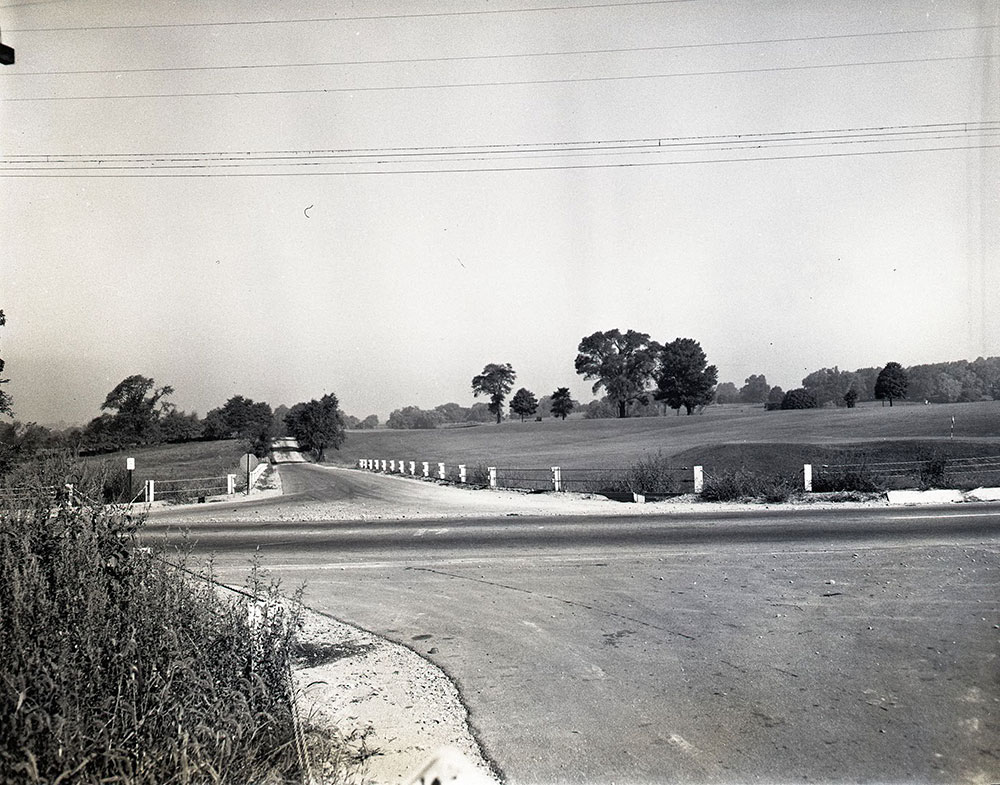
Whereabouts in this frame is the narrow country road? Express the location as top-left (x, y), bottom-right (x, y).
top-left (147, 464), bottom-right (1000, 784)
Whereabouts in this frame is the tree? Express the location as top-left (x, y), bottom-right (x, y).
top-left (780, 388), bottom-right (819, 409)
top-left (843, 388), bottom-right (859, 408)
top-left (550, 387), bottom-right (575, 420)
top-left (0, 309), bottom-right (11, 417)
top-left (471, 363), bottom-right (516, 424)
top-left (202, 395), bottom-right (273, 455)
top-left (575, 329), bottom-right (660, 418)
top-left (874, 362), bottom-right (908, 407)
top-left (714, 382), bottom-right (740, 405)
top-left (434, 402), bottom-right (469, 424)
top-left (284, 393), bottom-right (346, 462)
top-left (654, 338), bottom-right (718, 415)
top-left (101, 375), bottom-right (174, 445)
top-left (158, 410), bottom-right (204, 443)
top-left (358, 414), bottom-right (379, 430)
top-left (387, 406), bottom-right (443, 429)
top-left (765, 386), bottom-right (785, 410)
top-left (465, 402), bottom-right (495, 423)
top-left (510, 388), bottom-right (539, 422)
top-left (739, 374), bottom-right (770, 404)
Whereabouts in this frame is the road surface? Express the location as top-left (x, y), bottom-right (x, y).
top-left (147, 464), bottom-right (1000, 784)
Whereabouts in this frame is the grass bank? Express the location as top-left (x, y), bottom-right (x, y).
top-left (327, 400), bottom-right (1000, 471)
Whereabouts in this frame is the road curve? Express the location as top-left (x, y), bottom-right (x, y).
top-left (146, 464), bottom-right (1000, 785)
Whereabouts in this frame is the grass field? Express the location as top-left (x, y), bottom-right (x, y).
top-left (327, 400), bottom-right (1000, 475)
top-left (83, 440), bottom-right (249, 483)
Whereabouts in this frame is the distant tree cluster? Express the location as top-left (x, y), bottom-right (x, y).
top-left (343, 413), bottom-right (379, 430)
top-left (574, 329), bottom-right (717, 417)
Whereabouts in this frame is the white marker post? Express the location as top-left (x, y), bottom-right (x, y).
top-left (126, 457), bottom-right (135, 499)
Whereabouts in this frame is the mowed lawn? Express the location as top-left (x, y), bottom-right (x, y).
top-left (328, 401), bottom-right (1000, 473)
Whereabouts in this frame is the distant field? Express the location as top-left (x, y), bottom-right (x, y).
top-left (328, 400), bottom-right (1000, 473)
top-left (82, 440), bottom-right (248, 483)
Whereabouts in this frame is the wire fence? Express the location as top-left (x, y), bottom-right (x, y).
top-left (151, 476), bottom-right (231, 501)
top-left (815, 454), bottom-right (1000, 490)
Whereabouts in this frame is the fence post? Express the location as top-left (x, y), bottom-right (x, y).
top-left (438, 462), bottom-right (446, 480)
top-left (423, 461), bottom-right (430, 478)
top-left (693, 465), bottom-right (704, 494)
top-left (65, 483), bottom-right (74, 506)
top-left (227, 474), bottom-right (236, 494)
top-left (459, 465), bottom-right (467, 483)
top-left (381, 459), bottom-right (388, 472)
top-left (409, 461), bottom-right (416, 475)
top-left (488, 467), bottom-right (497, 489)
top-left (551, 466), bottom-right (562, 492)
top-left (803, 463), bottom-right (813, 492)
top-left (390, 459), bottom-right (396, 472)
top-left (398, 459), bottom-right (406, 474)
top-left (145, 479), bottom-right (155, 503)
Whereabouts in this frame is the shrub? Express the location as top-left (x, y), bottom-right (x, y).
top-left (780, 388), bottom-right (819, 410)
top-left (919, 451), bottom-right (948, 489)
top-left (611, 452), bottom-right (682, 495)
top-left (813, 456), bottom-right (886, 493)
top-left (700, 468), bottom-right (796, 502)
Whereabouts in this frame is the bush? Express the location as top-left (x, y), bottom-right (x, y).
top-left (700, 468), bottom-right (796, 502)
top-left (919, 451), bottom-right (948, 489)
top-left (780, 388), bottom-right (819, 410)
top-left (611, 452), bottom-right (682, 495)
top-left (0, 474), bottom-right (357, 784)
top-left (813, 456), bottom-right (886, 493)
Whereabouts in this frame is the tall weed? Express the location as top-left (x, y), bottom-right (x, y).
top-left (700, 468), bottom-right (796, 502)
top-left (0, 468), bottom-right (356, 784)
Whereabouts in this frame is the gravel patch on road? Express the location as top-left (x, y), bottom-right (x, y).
top-left (293, 608), bottom-right (500, 785)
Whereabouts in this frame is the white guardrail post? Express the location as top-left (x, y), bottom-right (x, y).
top-left (488, 467), bottom-right (497, 489)
top-left (390, 460), bottom-right (396, 472)
top-left (227, 474), bottom-right (236, 494)
top-left (459, 465), bottom-right (467, 483)
top-left (803, 463), bottom-right (813, 492)
top-left (409, 460), bottom-right (416, 475)
top-left (398, 459), bottom-right (406, 474)
top-left (145, 479), bottom-right (155, 503)
top-left (551, 466), bottom-right (562, 492)
top-left (693, 465), bottom-right (704, 494)
top-left (423, 461), bottom-right (430, 478)
top-left (381, 459), bottom-right (388, 472)
top-left (438, 462), bottom-right (446, 480)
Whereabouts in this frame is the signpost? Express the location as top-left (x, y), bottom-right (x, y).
top-left (126, 457), bottom-right (135, 499)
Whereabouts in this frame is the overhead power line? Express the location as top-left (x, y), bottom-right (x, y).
top-left (3, 123), bottom-right (995, 177)
top-left (3, 145), bottom-right (995, 178)
top-left (2, 24), bottom-right (992, 78)
top-left (6, 1), bottom-right (696, 32)
top-left (4, 54), bottom-right (993, 102)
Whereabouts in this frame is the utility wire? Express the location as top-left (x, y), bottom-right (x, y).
top-left (4, 54), bottom-right (993, 102)
top-left (2, 143), bottom-right (995, 178)
top-left (6, 1), bottom-right (696, 32)
top-left (5, 124), bottom-right (996, 168)
top-left (2, 24), bottom-right (992, 77)
top-left (6, 121), bottom-right (992, 160)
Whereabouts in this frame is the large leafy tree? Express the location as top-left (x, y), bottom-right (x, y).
top-left (0, 309), bottom-right (11, 417)
top-left (509, 388), bottom-right (539, 422)
top-left (284, 393), bottom-right (346, 461)
top-left (874, 361), bottom-right (908, 407)
top-left (550, 387), bottom-right (575, 420)
top-left (654, 338), bottom-right (718, 415)
top-left (574, 329), bottom-right (660, 418)
top-left (739, 374), bottom-right (770, 404)
top-left (471, 363), bottom-right (516, 423)
top-left (101, 375), bottom-right (174, 444)
top-left (203, 395), bottom-right (274, 455)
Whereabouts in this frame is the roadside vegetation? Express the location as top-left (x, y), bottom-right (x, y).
top-left (0, 463), bottom-right (363, 785)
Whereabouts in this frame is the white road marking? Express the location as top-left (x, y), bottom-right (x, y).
top-left (887, 512), bottom-right (1000, 520)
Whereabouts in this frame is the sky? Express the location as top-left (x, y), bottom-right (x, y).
top-left (1, 0), bottom-right (997, 426)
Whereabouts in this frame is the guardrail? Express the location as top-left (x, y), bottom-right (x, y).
top-left (355, 458), bottom-right (704, 496)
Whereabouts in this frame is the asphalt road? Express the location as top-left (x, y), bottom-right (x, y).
top-left (146, 465), bottom-right (1000, 784)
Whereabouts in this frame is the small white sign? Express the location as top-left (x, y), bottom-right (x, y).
top-left (126, 457), bottom-right (135, 471)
